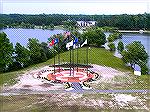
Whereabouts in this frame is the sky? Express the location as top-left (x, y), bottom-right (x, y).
top-left (1, 0), bottom-right (150, 15)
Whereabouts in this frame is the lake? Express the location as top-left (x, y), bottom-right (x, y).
top-left (1, 28), bottom-right (150, 69)
top-left (0, 28), bottom-right (65, 46)
top-left (105, 32), bottom-right (150, 69)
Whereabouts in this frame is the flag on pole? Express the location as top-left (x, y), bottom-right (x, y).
top-left (49, 38), bottom-right (59, 47)
top-left (73, 37), bottom-right (78, 49)
top-left (54, 38), bottom-right (59, 44)
top-left (81, 39), bottom-right (87, 47)
top-left (66, 40), bottom-right (73, 50)
top-left (73, 37), bottom-right (78, 44)
top-left (49, 39), bottom-right (55, 46)
top-left (48, 38), bottom-right (51, 42)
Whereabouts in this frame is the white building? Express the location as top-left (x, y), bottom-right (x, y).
top-left (77, 21), bottom-right (96, 27)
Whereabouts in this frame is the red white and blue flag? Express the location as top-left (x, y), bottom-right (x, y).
top-left (49, 39), bottom-right (55, 46)
top-left (54, 38), bottom-right (59, 44)
top-left (49, 38), bottom-right (59, 47)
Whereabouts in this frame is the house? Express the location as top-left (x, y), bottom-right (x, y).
top-left (77, 21), bottom-right (96, 27)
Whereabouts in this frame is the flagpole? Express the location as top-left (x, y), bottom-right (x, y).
top-left (58, 38), bottom-right (60, 72)
top-left (86, 42), bottom-right (88, 76)
top-left (72, 45), bottom-right (74, 77)
top-left (77, 43), bottom-right (79, 72)
top-left (54, 43), bottom-right (55, 74)
top-left (70, 45), bottom-right (72, 76)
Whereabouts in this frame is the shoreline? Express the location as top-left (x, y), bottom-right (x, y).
top-left (118, 30), bottom-right (150, 34)
top-left (2, 27), bottom-right (150, 33)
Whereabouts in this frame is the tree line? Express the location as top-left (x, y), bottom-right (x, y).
top-left (0, 29), bottom-right (107, 73)
top-left (0, 32), bottom-right (58, 72)
top-left (0, 13), bottom-right (150, 30)
top-left (0, 28), bottom-right (149, 74)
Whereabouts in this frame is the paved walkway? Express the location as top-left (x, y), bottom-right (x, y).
top-left (1, 82), bottom-right (150, 95)
top-left (68, 88), bottom-right (150, 93)
top-left (71, 82), bottom-right (83, 90)
top-left (1, 89), bottom-right (150, 96)
top-left (69, 82), bottom-right (150, 93)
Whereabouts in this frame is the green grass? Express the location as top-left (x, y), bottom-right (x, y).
top-left (49, 47), bottom-right (132, 71)
top-left (0, 47), bottom-right (149, 112)
top-left (91, 74), bottom-right (150, 90)
top-left (0, 47), bottom-right (132, 86)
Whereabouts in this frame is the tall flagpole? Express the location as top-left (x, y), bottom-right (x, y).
top-left (54, 43), bottom-right (55, 74)
top-left (69, 32), bottom-right (72, 76)
top-left (86, 41), bottom-right (88, 75)
top-left (72, 33), bottom-right (75, 77)
top-left (72, 45), bottom-right (74, 77)
top-left (58, 38), bottom-right (60, 72)
top-left (77, 43), bottom-right (79, 72)
top-left (70, 46), bottom-right (72, 76)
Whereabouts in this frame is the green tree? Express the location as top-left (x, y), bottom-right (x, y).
top-left (1, 14), bottom-right (150, 30)
top-left (0, 32), bottom-right (14, 72)
top-left (49, 23), bottom-right (54, 30)
top-left (15, 42), bottom-right (30, 67)
top-left (121, 41), bottom-right (149, 72)
top-left (81, 29), bottom-right (106, 47)
top-left (7, 61), bottom-right (22, 72)
top-left (117, 41), bottom-right (124, 53)
top-left (27, 38), bottom-right (45, 64)
top-left (63, 20), bottom-right (77, 31)
top-left (0, 23), bottom-right (7, 29)
top-left (20, 22), bottom-right (26, 28)
top-left (108, 42), bottom-right (116, 51)
top-left (40, 42), bottom-right (54, 59)
top-left (107, 32), bottom-right (122, 42)
top-left (138, 61), bottom-right (149, 75)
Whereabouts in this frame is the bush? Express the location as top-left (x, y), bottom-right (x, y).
top-left (81, 29), bottom-right (106, 47)
top-left (107, 32), bottom-right (122, 42)
top-left (139, 61), bottom-right (149, 75)
top-left (7, 62), bottom-right (23, 72)
top-left (117, 41), bottom-right (124, 53)
top-left (108, 42), bottom-right (116, 51)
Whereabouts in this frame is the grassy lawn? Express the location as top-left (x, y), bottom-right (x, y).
top-left (0, 47), bottom-right (140, 86)
top-left (48, 47), bottom-right (132, 71)
top-left (91, 74), bottom-right (150, 90)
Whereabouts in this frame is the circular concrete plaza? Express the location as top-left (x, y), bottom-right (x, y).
top-left (46, 68), bottom-right (94, 82)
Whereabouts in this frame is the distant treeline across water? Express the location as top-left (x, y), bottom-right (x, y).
top-left (0, 13), bottom-right (150, 30)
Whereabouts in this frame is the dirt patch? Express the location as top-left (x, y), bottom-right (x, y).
top-left (39, 83), bottom-right (54, 87)
top-left (22, 85), bottom-right (32, 88)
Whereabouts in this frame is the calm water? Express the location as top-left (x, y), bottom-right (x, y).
top-left (0, 28), bottom-right (150, 68)
top-left (115, 33), bottom-right (150, 56)
top-left (0, 28), bottom-right (65, 46)
top-left (105, 32), bottom-right (150, 68)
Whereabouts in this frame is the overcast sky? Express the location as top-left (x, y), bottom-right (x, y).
top-left (1, 0), bottom-right (150, 15)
